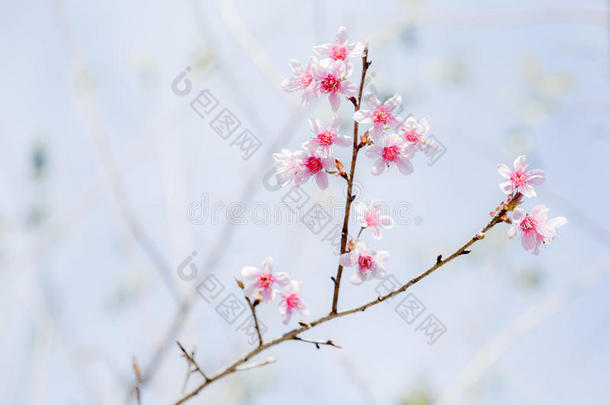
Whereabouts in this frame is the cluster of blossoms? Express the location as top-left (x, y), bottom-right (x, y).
top-left (277, 26), bottom-right (436, 184)
top-left (242, 28), bottom-right (567, 326)
top-left (240, 257), bottom-right (308, 324)
top-left (497, 155), bottom-right (566, 255)
top-left (340, 201), bottom-right (393, 284)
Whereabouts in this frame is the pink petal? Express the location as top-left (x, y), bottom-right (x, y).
top-left (526, 169), bottom-right (546, 185)
top-left (312, 44), bottom-right (332, 56)
top-left (396, 158), bottom-right (414, 175)
top-left (507, 225), bottom-right (518, 239)
top-left (350, 269), bottom-right (365, 285)
top-left (274, 272), bottom-right (291, 287)
top-left (329, 92), bottom-right (341, 111)
top-left (335, 135), bottom-right (353, 147)
top-left (335, 26), bottom-right (348, 44)
top-left (531, 205), bottom-right (549, 222)
top-left (341, 80), bottom-right (357, 96)
top-left (241, 266), bottom-right (259, 280)
top-left (379, 215), bottom-right (395, 228)
top-left (353, 110), bottom-right (372, 124)
top-left (315, 171), bottom-right (329, 189)
top-left (513, 155), bottom-right (528, 171)
top-left (370, 225), bottom-right (382, 240)
top-left (547, 216), bottom-right (567, 228)
top-left (499, 180), bottom-right (514, 195)
top-left (519, 183), bottom-right (536, 198)
top-left (371, 159), bottom-right (386, 176)
top-left (497, 163), bottom-right (511, 179)
top-left (383, 94), bottom-right (402, 112)
top-left (512, 207), bottom-right (526, 222)
top-left (340, 252), bottom-right (356, 267)
top-left (262, 256), bottom-right (273, 273)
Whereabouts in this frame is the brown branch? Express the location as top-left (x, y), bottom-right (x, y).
top-left (331, 44), bottom-right (372, 314)
top-left (175, 200), bottom-right (512, 404)
top-left (132, 357), bottom-right (142, 405)
top-left (293, 336), bottom-right (342, 349)
top-left (245, 296), bottom-right (264, 347)
top-left (176, 341), bottom-right (209, 381)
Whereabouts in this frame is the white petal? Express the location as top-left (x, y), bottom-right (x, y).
top-left (513, 155), bottom-right (528, 171)
top-left (241, 266), bottom-right (259, 279)
top-left (497, 163), bottom-right (511, 179)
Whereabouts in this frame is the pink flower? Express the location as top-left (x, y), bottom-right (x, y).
top-left (339, 241), bottom-right (389, 285)
top-left (311, 60), bottom-right (357, 112)
top-left (353, 200), bottom-right (394, 239)
top-left (353, 92), bottom-right (403, 140)
top-left (303, 116), bottom-right (352, 159)
top-left (281, 57), bottom-right (318, 106)
top-left (278, 280), bottom-right (309, 324)
top-left (508, 206), bottom-right (567, 255)
top-left (273, 149), bottom-right (307, 187)
top-left (365, 133), bottom-right (415, 176)
top-left (313, 26), bottom-right (364, 77)
top-left (301, 151), bottom-right (335, 190)
top-left (241, 257), bottom-right (290, 302)
top-left (497, 155), bottom-right (546, 198)
top-left (399, 115), bottom-right (431, 148)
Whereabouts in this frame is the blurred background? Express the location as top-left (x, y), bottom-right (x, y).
top-left (1, 0), bottom-right (609, 404)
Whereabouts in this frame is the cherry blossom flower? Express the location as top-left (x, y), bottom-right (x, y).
top-left (241, 257), bottom-right (290, 302)
top-left (365, 133), bottom-right (415, 176)
top-left (273, 149), bottom-right (307, 187)
top-left (303, 116), bottom-right (352, 159)
top-left (339, 241), bottom-right (389, 285)
top-left (508, 206), bottom-right (567, 255)
top-left (353, 200), bottom-right (394, 239)
top-left (497, 155), bottom-right (546, 198)
top-left (311, 60), bottom-right (357, 112)
top-left (353, 92), bottom-right (403, 140)
top-left (281, 57), bottom-right (318, 106)
top-left (278, 280), bottom-right (309, 324)
top-left (301, 151), bottom-right (335, 190)
top-left (400, 115), bottom-right (431, 148)
top-left (313, 26), bottom-right (364, 76)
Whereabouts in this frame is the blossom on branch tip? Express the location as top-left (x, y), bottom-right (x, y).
top-left (365, 133), bottom-right (415, 176)
top-left (281, 57), bottom-right (318, 106)
top-left (497, 155), bottom-right (546, 198)
top-left (278, 280), bottom-right (309, 324)
top-left (353, 200), bottom-right (394, 239)
top-left (303, 116), bottom-right (352, 159)
top-left (340, 241), bottom-right (389, 285)
top-left (313, 26), bottom-right (364, 77)
top-left (311, 60), bottom-right (357, 112)
top-left (241, 257), bottom-right (290, 302)
top-left (507, 206), bottom-right (566, 255)
top-left (353, 92), bottom-right (403, 141)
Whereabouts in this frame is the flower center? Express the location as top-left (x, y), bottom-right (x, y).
top-left (285, 293), bottom-right (299, 309)
top-left (358, 255), bottom-right (373, 270)
top-left (304, 156), bottom-right (323, 174)
top-left (365, 210), bottom-right (378, 227)
top-left (382, 145), bottom-right (400, 162)
top-left (317, 130), bottom-right (336, 146)
top-left (373, 108), bottom-right (390, 125)
top-left (321, 74), bottom-right (340, 93)
top-left (510, 170), bottom-right (527, 188)
top-left (404, 129), bottom-right (420, 144)
top-left (520, 216), bottom-right (537, 233)
top-left (257, 273), bottom-right (274, 288)
top-left (330, 45), bottom-right (348, 60)
top-left (298, 71), bottom-right (313, 88)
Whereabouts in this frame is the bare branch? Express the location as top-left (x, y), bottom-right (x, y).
top-left (293, 337), bottom-right (342, 349)
top-left (175, 198), bottom-right (514, 404)
top-left (176, 341), bottom-right (208, 381)
top-left (132, 357), bottom-right (142, 405)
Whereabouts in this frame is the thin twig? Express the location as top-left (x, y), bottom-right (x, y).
top-left (234, 357), bottom-right (276, 372)
top-left (244, 296), bottom-right (264, 347)
top-left (132, 357), bottom-right (142, 405)
top-left (293, 336), bottom-right (342, 349)
top-left (176, 341), bottom-right (209, 381)
top-left (331, 44), bottom-right (372, 314)
top-left (175, 201), bottom-right (512, 404)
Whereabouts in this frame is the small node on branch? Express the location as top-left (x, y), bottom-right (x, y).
top-left (436, 254), bottom-right (443, 264)
top-left (461, 250), bottom-right (471, 255)
top-left (235, 278), bottom-right (245, 290)
top-left (347, 96), bottom-right (357, 108)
